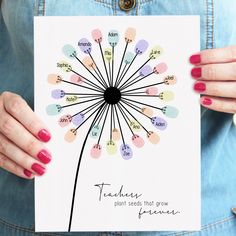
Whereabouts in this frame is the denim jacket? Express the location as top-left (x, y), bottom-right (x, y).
top-left (1, 1), bottom-right (236, 235)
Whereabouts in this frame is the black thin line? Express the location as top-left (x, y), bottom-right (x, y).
top-left (121, 99), bottom-right (151, 120)
top-left (111, 46), bottom-right (115, 86)
top-left (74, 55), bottom-right (107, 89)
top-left (61, 97), bottom-right (102, 109)
top-left (121, 91), bottom-right (146, 95)
top-left (121, 98), bottom-right (141, 110)
top-left (99, 42), bottom-right (110, 86)
top-left (120, 71), bottom-right (154, 91)
top-left (110, 105), bottom-right (113, 140)
top-left (121, 81), bottom-right (165, 94)
top-left (65, 93), bottom-right (103, 96)
top-left (86, 103), bottom-right (108, 134)
top-left (117, 103), bottom-right (134, 136)
top-left (119, 74), bottom-right (141, 90)
top-left (119, 101), bottom-right (150, 134)
top-left (75, 95), bottom-right (104, 99)
top-left (61, 79), bottom-right (102, 93)
top-left (122, 97), bottom-right (163, 111)
top-left (118, 57), bottom-right (152, 89)
top-left (114, 42), bottom-right (128, 87)
top-left (118, 103), bottom-right (131, 122)
top-left (108, 62), bottom-right (112, 86)
top-left (96, 103), bottom-right (108, 126)
top-left (97, 105), bottom-right (110, 144)
top-left (116, 53), bottom-right (138, 87)
top-left (70, 69), bottom-right (104, 92)
top-left (83, 100), bottom-right (104, 115)
top-left (114, 105), bottom-right (125, 145)
top-left (115, 64), bottom-right (128, 87)
top-left (72, 99), bottom-right (104, 117)
top-left (88, 52), bottom-right (108, 88)
top-left (112, 104), bottom-right (116, 129)
top-left (122, 94), bottom-right (160, 98)
top-left (74, 102), bottom-right (105, 132)
top-left (68, 102), bottom-right (105, 232)
top-left (93, 68), bottom-right (107, 88)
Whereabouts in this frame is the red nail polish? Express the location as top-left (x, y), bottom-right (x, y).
top-left (24, 169), bottom-right (33, 178)
top-left (202, 97), bottom-right (212, 106)
top-left (194, 82), bottom-right (206, 93)
top-left (31, 163), bottom-right (46, 176)
top-left (37, 149), bottom-right (52, 164)
top-left (191, 67), bottom-right (202, 78)
top-left (189, 54), bottom-right (201, 64)
top-left (38, 129), bottom-right (51, 142)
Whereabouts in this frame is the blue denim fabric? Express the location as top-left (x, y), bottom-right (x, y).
top-left (0, 0), bottom-right (236, 235)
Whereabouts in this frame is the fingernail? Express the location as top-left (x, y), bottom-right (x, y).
top-left (37, 149), bottom-right (52, 164)
top-left (231, 207), bottom-right (236, 215)
top-left (194, 82), bottom-right (206, 93)
top-left (31, 163), bottom-right (46, 176)
top-left (202, 97), bottom-right (212, 106)
top-left (191, 67), bottom-right (202, 78)
top-left (189, 54), bottom-right (201, 64)
top-left (38, 129), bottom-right (51, 142)
top-left (24, 169), bottom-right (33, 178)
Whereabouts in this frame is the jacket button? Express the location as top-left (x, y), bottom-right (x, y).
top-left (119, 0), bottom-right (136, 11)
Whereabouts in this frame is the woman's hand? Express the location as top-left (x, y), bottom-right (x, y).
top-left (0, 92), bottom-right (52, 179)
top-left (190, 45), bottom-right (236, 113)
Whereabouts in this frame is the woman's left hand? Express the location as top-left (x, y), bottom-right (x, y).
top-left (190, 45), bottom-right (236, 113)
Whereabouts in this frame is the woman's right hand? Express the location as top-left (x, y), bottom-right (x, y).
top-left (0, 92), bottom-right (52, 179)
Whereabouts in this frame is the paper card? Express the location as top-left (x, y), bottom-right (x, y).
top-left (34, 16), bottom-right (200, 232)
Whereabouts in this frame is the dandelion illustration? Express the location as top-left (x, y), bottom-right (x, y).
top-left (46, 27), bottom-right (178, 231)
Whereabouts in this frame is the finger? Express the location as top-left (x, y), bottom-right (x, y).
top-left (190, 45), bottom-right (236, 65)
top-left (191, 62), bottom-right (236, 81)
top-left (0, 153), bottom-right (35, 179)
top-left (200, 96), bottom-right (236, 114)
top-left (193, 81), bottom-right (236, 98)
top-left (0, 133), bottom-right (46, 176)
top-left (2, 92), bottom-right (51, 142)
top-left (0, 111), bottom-right (52, 164)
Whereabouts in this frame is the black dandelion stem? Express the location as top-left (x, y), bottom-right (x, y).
top-left (68, 102), bottom-right (106, 232)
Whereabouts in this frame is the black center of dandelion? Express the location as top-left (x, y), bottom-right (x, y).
top-left (104, 87), bottom-right (121, 104)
